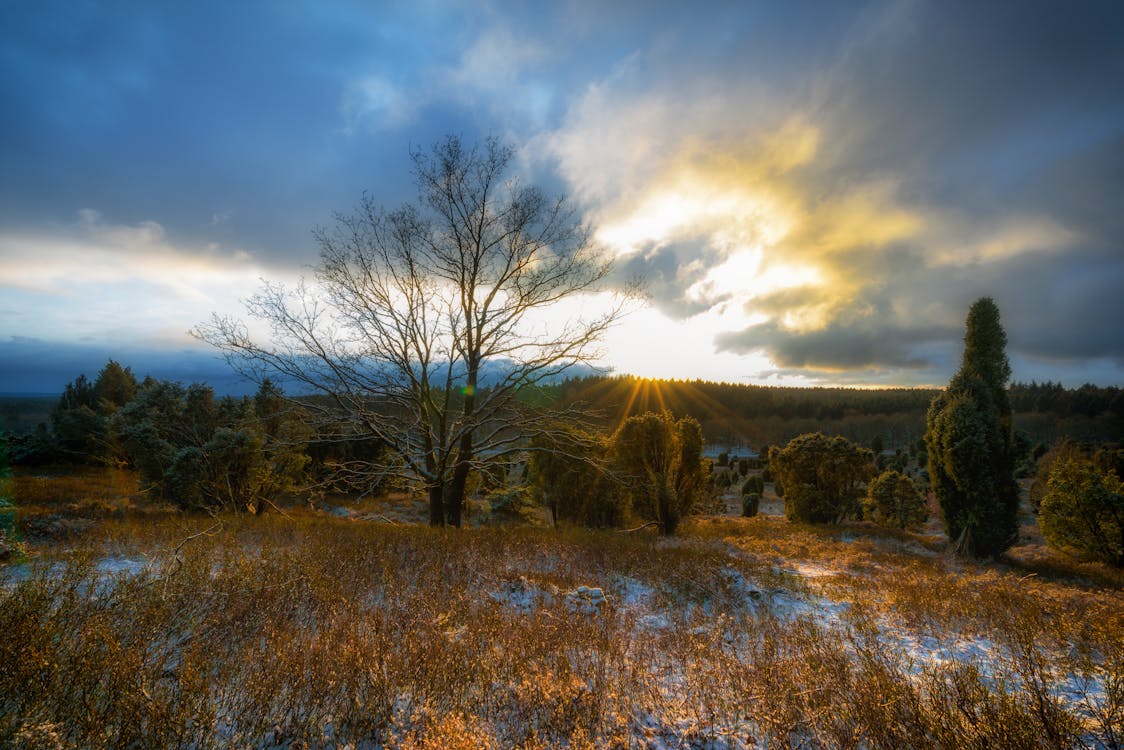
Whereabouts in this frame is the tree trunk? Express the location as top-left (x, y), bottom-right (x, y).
top-left (428, 482), bottom-right (444, 527)
top-left (445, 364), bottom-right (478, 528)
top-left (657, 480), bottom-right (676, 535)
top-left (446, 437), bottom-right (472, 528)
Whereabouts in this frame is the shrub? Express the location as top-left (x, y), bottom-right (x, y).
top-left (115, 379), bottom-right (308, 512)
top-left (1030, 441), bottom-right (1082, 513)
top-left (866, 470), bottom-right (927, 530)
top-left (529, 428), bottom-right (624, 528)
top-left (1094, 446), bottom-right (1124, 478)
top-left (1039, 454), bottom-right (1124, 566)
top-left (925, 298), bottom-right (1019, 557)
top-left (741, 493), bottom-right (760, 518)
top-left (612, 412), bottom-right (706, 535)
top-left (485, 486), bottom-right (535, 523)
top-left (741, 475), bottom-right (764, 496)
top-left (5, 426), bottom-right (61, 466)
top-left (769, 434), bottom-right (874, 524)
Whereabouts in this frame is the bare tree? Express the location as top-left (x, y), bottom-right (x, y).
top-left (195, 136), bottom-right (621, 526)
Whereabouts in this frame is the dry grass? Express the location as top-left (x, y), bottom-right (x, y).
top-left (2, 471), bottom-right (1123, 748)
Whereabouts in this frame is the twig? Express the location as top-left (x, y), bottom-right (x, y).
top-left (373, 513), bottom-right (402, 526)
top-left (259, 496), bottom-right (296, 521)
top-left (618, 521), bottom-right (661, 534)
top-left (162, 521), bottom-right (223, 600)
top-left (171, 521), bottom-right (223, 559)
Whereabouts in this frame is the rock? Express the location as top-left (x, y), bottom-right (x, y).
top-left (566, 585), bottom-right (608, 614)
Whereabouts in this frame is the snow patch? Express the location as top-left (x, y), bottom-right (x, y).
top-left (719, 567), bottom-right (764, 603)
top-left (613, 575), bottom-right (657, 608)
top-left (767, 590), bottom-right (851, 626)
top-left (489, 576), bottom-right (554, 614)
top-left (785, 561), bottom-right (838, 579)
top-left (97, 555), bottom-right (150, 577)
top-left (1, 554), bottom-right (152, 590)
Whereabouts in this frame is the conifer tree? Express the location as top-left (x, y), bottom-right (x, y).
top-left (768, 433), bottom-right (874, 524)
top-left (612, 412), bottom-right (706, 535)
top-left (866, 469), bottom-right (927, 530)
top-left (925, 298), bottom-right (1019, 556)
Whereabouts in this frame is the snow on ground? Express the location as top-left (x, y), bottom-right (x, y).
top-left (489, 575), bottom-right (555, 614)
top-left (96, 555), bottom-right (150, 576)
top-left (488, 576), bottom-right (610, 615)
top-left (783, 561), bottom-right (838, 579)
top-left (631, 710), bottom-right (757, 750)
top-left (485, 549), bottom-right (1110, 747)
top-left (5, 542), bottom-right (1113, 747)
top-left (1, 554), bottom-right (152, 590)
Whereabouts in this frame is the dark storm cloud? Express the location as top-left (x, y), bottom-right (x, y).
top-left (1023, 133), bottom-right (1124, 247)
top-left (715, 319), bottom-right (947, 371)
top-left (819, 1), bottom-right (1124, 176)
top-left (0, 2), bottom-right (475, 261)
top-left (717, 240), bottom-right (1124, 377)
top-left (989, 251), bottom-right (1124, 364)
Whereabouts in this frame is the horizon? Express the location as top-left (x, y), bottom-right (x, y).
top-left (1, 359), bottom-right (1118, 401)
top-left (3, 2), bottom-right (1124, 392)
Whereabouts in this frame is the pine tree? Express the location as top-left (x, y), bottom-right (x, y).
top-left (93, 360), bottom-right (138, 413)
top-left (925, 298), bottom-right (1019, 556)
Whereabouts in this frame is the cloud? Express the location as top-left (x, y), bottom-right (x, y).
top-left (337, 14), bottom-right (558, 136)
top-left (452, 24), bottom-right (549, 94)
top-left (0, 209), bottom-right (264, 295)
top-left (534, 0), bottom-right (1124, 383)
top-left (716, 319), bottom-right (953, 372)
top-left (340, 75), bottom-right (419, 133)
top-left (0, 210), bottom-right (289, 349)
top-left (3, 1), bottom-right (1122, 387)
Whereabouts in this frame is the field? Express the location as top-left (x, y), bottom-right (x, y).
top-left (2, 469), bottom-right (1123, 749)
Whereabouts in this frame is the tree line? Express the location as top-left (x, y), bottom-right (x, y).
top-left (542, 375), bottom-right (1124, 449)
top-left (7, 362), bottom-right (327, 513)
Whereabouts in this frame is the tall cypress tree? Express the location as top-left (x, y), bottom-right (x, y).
top-left (925, 297), bottom-right (1020, 556)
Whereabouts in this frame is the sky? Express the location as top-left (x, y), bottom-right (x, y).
top-left (2, 0), bottom-right (1123, 393)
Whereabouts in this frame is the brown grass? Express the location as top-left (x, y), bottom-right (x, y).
top-left (1, 471), bottom-right (1122, 748)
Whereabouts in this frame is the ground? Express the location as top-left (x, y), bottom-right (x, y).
top-left (1, 467), bottom-right (1122, 748)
